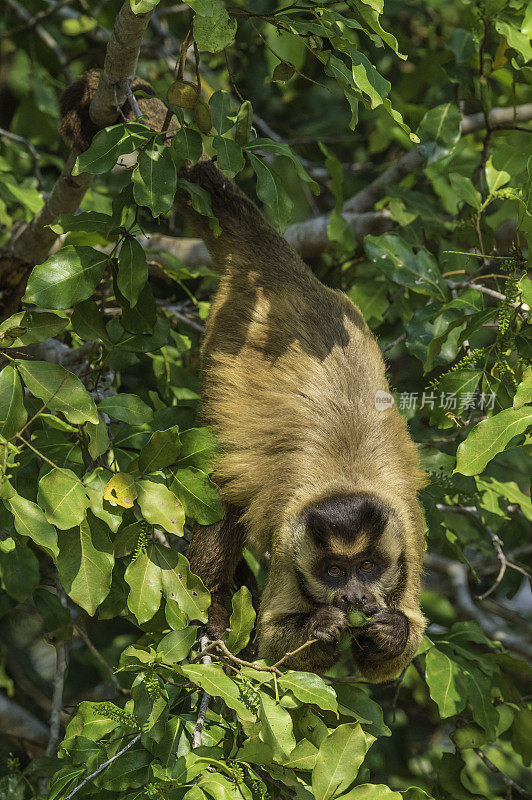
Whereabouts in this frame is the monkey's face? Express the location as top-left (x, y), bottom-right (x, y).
top-left (294, 492), bottom-right (407, 613)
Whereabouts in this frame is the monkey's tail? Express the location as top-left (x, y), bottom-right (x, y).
top-left (175, 157), bottom-right (298, 275)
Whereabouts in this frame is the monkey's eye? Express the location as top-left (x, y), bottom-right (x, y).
top-left (359, 560), bottom-right (374, 572)
top-left (327, 565), bottom-right (345, 577)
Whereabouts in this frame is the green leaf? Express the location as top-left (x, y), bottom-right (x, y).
top-left (209, 90), bottom-right (234, 134)
top-left (247, 152), bottom-right (293, 233)
top-left (258, 691), bottom-right (296, 762)
top-left (98, 394), bottom-right (153, 425)
top-left (514, 370), bottom-right (532, 409)
top-left (130, 0), bottom-right (161, 12)
top-left (364, 234), bottom-right (448, 301)
top-left (312, 723), bottom-right (372, 800)
top-left (37, 468), bottom-right (89, 529)
top-left (425, 647), bottom-right (465, 718)
top-left (132, 141), bottom-right (177, 217)
top-left (244, 138), bottom-right (319, 194)
top-left (56, 512), bottom-right (114, 615)
top-left (225, 586), bottom-right (256, 654)
top-left (0, 310), bottom-right (67, 348)
top-left (340, 786), bottom-right (402, 800)
top-left (429, 370), bottom-right (482, 430)
top-left (193, 4), bottom-right (236, 53)
top-left (180, 663), bottom-right (256, 722)
top-left (71, 300), bottom-right (110, 344)
top-left (23, 246), bottom-right (108, 308)
top-left (0, 543), bottom-right (39, 601)
top-left (124, 544), bottom-right (163, 623)
top-left (170, 127), bottom-right (204, 168)
top-left (177, 427), bottom-right (219, 471)
top-left (449, 174), bottom-right (482, 210)
top-left (417, 103), bottom-right (461, 164)
top-left (138, 425), bottom-right (181, 473)
top-left (73, 123), bottom-right (152, 175)
top-left (152, 544), bottom-right (210, 622)
top-left (334, 684), bottom-right (391, 737)
top-left (118, 237), bottom-right (148, 307)
top-left (0, 365), bottom-right (26, 439)
top-left (279, 672), bottom-right (337, 713)
top-left (17, 360), bottom-right (98, 425)
top-left (86, 415), bottom-right (110, 459)
top-left (165, 598), bottom-right (188, 630)
top-left (281, 738), bottom-right (319, 770)
top-left (455, 406), bottom-right (532, 475)
top-left (104, 748), bottom-right (151, 791)
top-left (136, 479), bottom-right (185, 535)
top-left (7, 492), bottom-right (59, 559)
top-left (157, 626), bottom-right (197, 664)
top-left (212, 135), bottom-right (245, 177)
top-left (170, 467), bottom-right (224, 525)
top-left (512, 707), bottom-right (532, 767)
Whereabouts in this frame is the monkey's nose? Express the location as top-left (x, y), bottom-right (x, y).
top-left (339, 593), bottom-right (367, 610)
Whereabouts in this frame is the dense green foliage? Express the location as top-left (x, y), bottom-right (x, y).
top-left (0, 1), bottom-right (531, 799)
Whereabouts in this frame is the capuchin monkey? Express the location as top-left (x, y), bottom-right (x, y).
top-left (177, 161), bottom-right (427, 682)
top-left (59, 74), bottom-right (426, 682)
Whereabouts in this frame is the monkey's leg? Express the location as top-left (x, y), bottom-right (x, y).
top-left (187, 505), bottom-right (247, 640)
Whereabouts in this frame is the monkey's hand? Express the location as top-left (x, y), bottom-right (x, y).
top-left (353, 609), bottom-right (409, 663)
top-left (306, 606), bottom-right (348, 655)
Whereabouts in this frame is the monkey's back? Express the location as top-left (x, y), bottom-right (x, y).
top-left (201, 258), bottom-right (424, 556)
top-left (173, 159), bottom-right (425, 555)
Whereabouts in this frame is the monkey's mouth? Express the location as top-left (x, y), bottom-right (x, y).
top-left (333, 595), bottom-right (381, 616)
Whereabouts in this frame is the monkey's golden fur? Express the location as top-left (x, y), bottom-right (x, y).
top-left (178, 161), bottom-right (427, 682)
top-left (58, 73), bottom-right (426, 681)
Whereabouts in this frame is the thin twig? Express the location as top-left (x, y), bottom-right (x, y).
top-left (74, 625), bottom-right (128, 695)
top-left (124, 82), bottom-right (143, 120)
top-left (474, 748), bottom-right (532, 800)
top-left (60, 733), bottom-right (141, 800)
top-left (381, 332), bottom-right (406, 354)
top-left (193, 634), bottom-right (212, 748)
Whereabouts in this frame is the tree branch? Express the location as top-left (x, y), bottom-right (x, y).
top-left (345, 103), bottom-right (532, 214)
top-left (0, 692), bottom-right (49, 747)
top-left (60, 733), bottom-right (141, 800)
top-left (89, 2), bottom-right (154, 127)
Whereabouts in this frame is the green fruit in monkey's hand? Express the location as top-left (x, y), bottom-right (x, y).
top-left (167, 79), bottom-right (199, 109)
top-left (347, 611), bottom-right (369, 628)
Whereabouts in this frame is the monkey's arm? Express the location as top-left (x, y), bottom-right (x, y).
top-left (187, 506), bottom-right (248, 640)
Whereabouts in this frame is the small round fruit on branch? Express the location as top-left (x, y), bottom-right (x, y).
top-left (347, 610), bottom-right (369, 628)
top-left (167, 79), bottom-right (200, 110)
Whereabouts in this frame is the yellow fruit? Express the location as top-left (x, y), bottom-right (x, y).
top-left (167, 79), bottom-right (199, 110)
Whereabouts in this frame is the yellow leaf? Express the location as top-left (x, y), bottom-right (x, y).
top-left (103, 473), bottom-right (137, 508)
